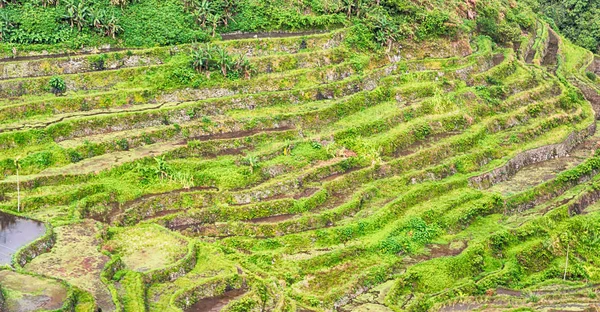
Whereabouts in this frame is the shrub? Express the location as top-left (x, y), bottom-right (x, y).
top-left (586, 71), bottom-right (597, 81)
top-left (68, 149), bottom-right (83, 163)
top-left (49, 76), bottom-right (66, 95)
top-left (190, 44), bottom-right (255, 79)
top-left (417, 10), bottom-right (452, 39)
top-left (115, 139), bottom-right (129, 150)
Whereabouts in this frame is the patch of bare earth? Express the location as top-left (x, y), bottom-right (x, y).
top-left (25, 220), bottom-right (116, 311)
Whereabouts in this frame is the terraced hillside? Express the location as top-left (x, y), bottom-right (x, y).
top-left (1, 22), bottom-right (600, 312)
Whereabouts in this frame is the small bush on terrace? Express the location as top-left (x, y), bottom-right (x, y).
top-left (49, 75), bottom-right (66, 95)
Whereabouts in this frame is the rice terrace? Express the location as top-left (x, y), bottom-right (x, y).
top-left (0, 0), bottom-right (600, 311)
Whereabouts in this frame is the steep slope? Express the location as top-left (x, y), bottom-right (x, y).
top-left (1, 1), bottom-right (600, 312)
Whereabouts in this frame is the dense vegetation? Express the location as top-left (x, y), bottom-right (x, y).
top-left (0, 0), bottom-right (536, 51)
top-left (0, 0), bottom-right (600, 311)
top-left (536, 0), bottom-right (600, 53)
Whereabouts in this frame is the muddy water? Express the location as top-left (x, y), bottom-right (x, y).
top-left (186, 289), bottom-right (246, 312)
top-left (0, 211), bottom-right (45, 264)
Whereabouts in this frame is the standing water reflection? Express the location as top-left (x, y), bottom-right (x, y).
top-left (0, 211), bottom-right (46, 264)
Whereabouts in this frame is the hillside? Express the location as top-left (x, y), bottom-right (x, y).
top-left (0, 0), bottom-right (600, 311)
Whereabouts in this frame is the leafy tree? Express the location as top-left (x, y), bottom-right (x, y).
top-left (538, 0), bottom-right (600, 53)
top-left (102, 14), bottom-right (123, 38)
top-left (63, 0), bottom-right (89, 31)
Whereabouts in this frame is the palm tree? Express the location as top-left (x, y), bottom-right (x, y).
top-left (207, 13), bottom-right (221, 37)
top-left (89, 8), bottom-right (106, 30)
top-left (193, 0), bottom-right (211, 27)
top-left (342, 0), bottom-right (353, 17)
top-left (103, 15), bottom-right (123, 39)
top-left (63, 0), bottom-right (89, 31)
top-left (215, 47), bottom-right (230, 77)
top-left (191, 46), bottom-right (208, 72)
top-left (74, 1), bottom-right (89, 30)
top-left (221, 0), bottom-right (236, 27)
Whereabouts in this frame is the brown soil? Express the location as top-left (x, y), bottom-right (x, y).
top-left (406, 241), bottom-right (467, 264)
top-left (25, 221), bottom-right (116, 311)
top-left (574, 81), bottom-right (600, 118)
top-left (525, 48), bottom-right (536, 64)
top-left (320, 167), bottom-right (362, 182)
top-left (492, 53), bottom-right (505, 66)
top-left (247, 213), bottom-right (296, 224)
top-left (293, 187), bottom-right (319, 199)
top-left (589, 56), bottom-right (600, 75)
top-left (185, 288), bottom-right (246, 312)
top-left (102, 186), bottom-right (218, 224)
top-left (542, 29), bottom-right (559, 70)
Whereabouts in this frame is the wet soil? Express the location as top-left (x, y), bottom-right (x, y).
top-left (0, 212), bottom-right (46, 264)
top-left (25, 221), bottom-right (116, 311)
top-left (0, 100), bottom-right (173, 134)
top-left (0, 270), bottom-right (68, 312)
top-left (185, 288), bottom-right (246, 312)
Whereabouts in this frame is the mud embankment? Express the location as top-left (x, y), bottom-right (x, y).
top-left (542, 28), bottom-right (559, 70)
top-left (469, 123), bottom-right (596, 189)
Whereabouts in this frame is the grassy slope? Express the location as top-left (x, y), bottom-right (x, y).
top-left (1, 1), bottom-right (600, 312)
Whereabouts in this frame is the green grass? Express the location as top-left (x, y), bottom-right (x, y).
top-left (2, 12), bottom-right (600, 312)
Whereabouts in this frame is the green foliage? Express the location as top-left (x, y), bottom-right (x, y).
top-left (416, 10), bottom-right (452, 39)
top-left (191, 43), bottom-right (255, 78)
top-left (538, 0), bottom-right (600, 53)
top-left (586, 71), bottom-right (597, 81)
top-left (49, 76), bottom-right (66, 95)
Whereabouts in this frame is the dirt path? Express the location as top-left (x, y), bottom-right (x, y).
top-left (25, 221), bottom-right (116, 311)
